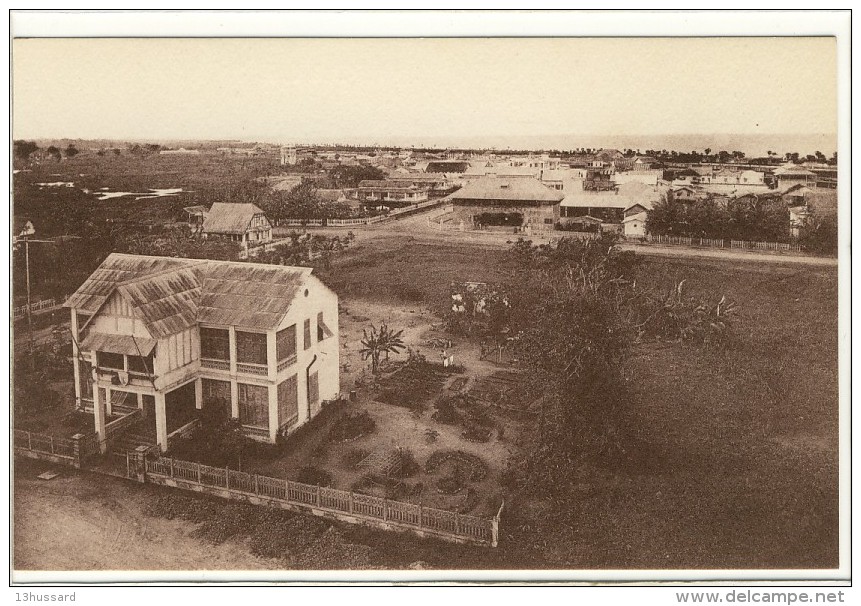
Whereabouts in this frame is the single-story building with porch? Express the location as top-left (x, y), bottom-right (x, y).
top-left (65, 253), bottom-right (340, 454)
top-left (448, 177), bottom-right (564, 233)
top-left (202, 202), bottom-right (272, 246)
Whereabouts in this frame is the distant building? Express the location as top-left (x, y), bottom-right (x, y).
top-left (425, 161), bottom-right (469, 173)
top-left (183, 206), bottom-right (208, 234)
top-left (671, 186), bottom-right (703, 203)
top-left (810, 166), bottom-right (838, 189)
top-left (780, 184), bottom-right (813, 208)
top-left (355, 180), bottom-right (430, 207)
top-left (583, 166), bottom-right (615, 192)
top-left (159, 148), bottom-right (201, 156)
top-left (633, 156), bottom-right (657, 169)
top-left (773, 164), bottom-right (816, 189)
top-left (449, 177), bottom-right (564, 233)
top-left (280, 146), bottom-right (314, 165)
top-left (613, 170), bottom-right (660, 187)
top-left (202, 203), bottom-right (272, 246)
top-left (623, 211), bottom-right (648, 239)
top-left (560, 181), bottom-right (659, 225)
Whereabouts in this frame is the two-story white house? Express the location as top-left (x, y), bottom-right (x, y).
top-left (65, 254), bottom-right (340, 453)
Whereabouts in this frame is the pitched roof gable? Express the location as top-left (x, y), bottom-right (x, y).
top-left (451, 177), bottom-right (563, 203)
top-left (67, 254), bottom-right (315, 336)
top-left (203, 203), bottom-right (268, 234)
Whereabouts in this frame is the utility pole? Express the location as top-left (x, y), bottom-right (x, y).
top-left (24, 236), bottom-right (34, 370)
top-left (14, 226), bottom-right (74, 372)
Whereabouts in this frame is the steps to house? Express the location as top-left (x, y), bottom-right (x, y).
top-left (109, 418), bottom-right (157, 458)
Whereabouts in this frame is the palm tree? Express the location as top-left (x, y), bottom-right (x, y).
top-left (360, 324), bottom-right (406, 373)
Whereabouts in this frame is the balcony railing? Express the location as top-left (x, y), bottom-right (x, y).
top-left (277, 354), bottom-right (297, 372)
top-left (201, 358), bottom-right (230, 371)
top-left (242, 425), bottom-right (270, 438)
top-left (237, 362), bottom-right (269, 377)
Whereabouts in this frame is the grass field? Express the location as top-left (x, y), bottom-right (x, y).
top-left (317, 236), bottom-right (840, 569)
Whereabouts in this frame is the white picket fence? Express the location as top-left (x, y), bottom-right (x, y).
top-left (645, 234), bottom-right (802, 252)
top-left (278, 199), bottom-right (445, 229)
top-left (13, 298), bottom-right (58, 320)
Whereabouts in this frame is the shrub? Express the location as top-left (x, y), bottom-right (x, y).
top-left (436, 465), bottom-right (466, 495)
top-left (296, 465), bottom-right (333, 487)
top-left (461, 426), bottom-right (492, 443)
top-left (341, 447), bottom-right (369, 469)
top-left (425, 450), bottom-right (489, 482)
top-left (432, 397), bottom-right (462, 425)
top-left (328, 410), bottom-right (376, 443)
top-left (351, 473), bottom-right (410, 500)
top-left (391, 449), bottom-right (420, 478)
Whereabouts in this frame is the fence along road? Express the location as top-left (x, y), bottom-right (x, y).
top-left (14, 429), bottom-right (502, 547)
top-left (138, 454), bottom-right (500, 547)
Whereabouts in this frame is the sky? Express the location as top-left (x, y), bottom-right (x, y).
top-left (12, 37), bottom-right (837, 148)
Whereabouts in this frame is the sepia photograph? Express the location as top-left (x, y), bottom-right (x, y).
top-left (7, 9), bottom-right (850, 590)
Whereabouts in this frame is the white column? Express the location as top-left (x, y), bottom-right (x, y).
top-left (137, 392), bottom-right (144, 410)
top-left (268, 384), bottom-right (278, 443)
top-left (155, 392), bottom-right (168, 452)
top-left (228, 326), bottom-right (237, 374)
top-left (267, 330), bottom-right (277, 381)
top-left (194, 378), bottom-right (203, 410)
top-left (105, 386), bottom-right (112, 416)
top-left (71, 310), bottom-right (80, 407)
top-left (93, 384), bottom-right (107, 453)
top-left (230, 380), bottom-right (239, 420)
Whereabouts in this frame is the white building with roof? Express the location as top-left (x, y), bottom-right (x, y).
top-left (202, 202), bottom-right (272, 246)
top-left (449, 177), bottom-right (564, 232)
top-left (65, 254), bottom-right (340, 453)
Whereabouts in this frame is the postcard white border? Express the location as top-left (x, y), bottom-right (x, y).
top-left (4, 7), bottom-right (853, 587)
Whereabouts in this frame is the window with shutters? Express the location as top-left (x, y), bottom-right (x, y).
top-left (200, 327), bottom-right (230, 360)
top-left (277, 375), bottom-right (299, 429)
top-left (277, 324), bottom-right (297, 365)
top-left (97, 351), bottom-right (124, 370)
top-left (303, 318), bottom-right (311, 350)
top-left (316, 311), bottom-right (333, 342)
top-left (236, 331), bottom-right (267, 365)
top-left (238, 383), bottom-right (269, 429)
top-left (202, 378), bottom-right (232, 419)
top-left (128, 352), bottom-right (154, 374)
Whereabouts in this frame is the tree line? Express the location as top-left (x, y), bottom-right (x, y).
top-left (646, 190), bottom-right (793, 242)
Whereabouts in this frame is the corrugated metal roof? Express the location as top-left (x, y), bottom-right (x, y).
top-left (450, 177), bottom-right (563, 204)
top-left (198, 263), bottom-right (308, 329)
top-left (67, 253), bottom-right (315, 337)
top-left (202, 203), bottom-right (268, 234)
top-left (80, 332), bottom-right (157, 356)
top-left (773, 165), bottom-right (816, 177)
top-left (64, 255), bottom-right (201, 313)
top-left (117, 266), bottom-right (204, 338)
top-left (561, 183), bottom-right (658, 210)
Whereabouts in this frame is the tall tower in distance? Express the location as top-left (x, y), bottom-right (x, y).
top-left (280, 145), bottom-right (298, 166)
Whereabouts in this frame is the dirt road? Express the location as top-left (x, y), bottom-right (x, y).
top-left (13, 460), bottom-right (277, 572)
top-left (297, 211), bottom-right (837, 267)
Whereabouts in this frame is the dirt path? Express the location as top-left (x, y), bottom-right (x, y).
top-left (616, 243), bottom-right (838, 266)
top-left (14, 461), bottom-right (277, 572)
top-left (304, 211), bottom-right (837, 267)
